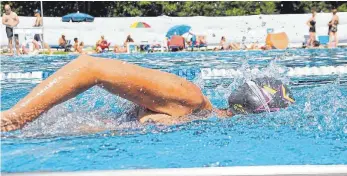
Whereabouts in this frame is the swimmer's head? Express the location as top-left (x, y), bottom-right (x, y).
top-left (227, 77), bottom-right (295, 115)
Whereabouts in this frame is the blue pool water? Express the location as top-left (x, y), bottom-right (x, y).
top-left (1, 49), bottom-right (347, 173)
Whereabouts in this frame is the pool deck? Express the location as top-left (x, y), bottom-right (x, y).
top-left (4, 165), bottom-right (347, 176)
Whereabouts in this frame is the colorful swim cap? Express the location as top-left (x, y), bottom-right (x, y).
top-left (228, 77), bottom-right (295, 115)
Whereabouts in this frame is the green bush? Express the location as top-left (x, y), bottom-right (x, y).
top-left (1, 1), bottom-right (346, 17)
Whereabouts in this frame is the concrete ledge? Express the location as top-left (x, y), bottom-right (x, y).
top-left (3, 165), bottom-right (347, 176)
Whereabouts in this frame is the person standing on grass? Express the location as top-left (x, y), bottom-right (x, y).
top-left (2, 4), bottom-right (20, 55)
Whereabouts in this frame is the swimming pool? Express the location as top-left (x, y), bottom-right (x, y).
top-left (1, 49), bottom-right (347, 173)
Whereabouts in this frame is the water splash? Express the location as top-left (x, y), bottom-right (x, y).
top-left (12, 87), bottom-right (145, 138)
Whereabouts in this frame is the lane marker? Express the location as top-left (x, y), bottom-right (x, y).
top-left (1, 65), bottom-right (346, 81)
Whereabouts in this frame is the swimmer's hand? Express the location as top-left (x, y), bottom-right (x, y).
top-left (213, 108), bottom-right (233, 118)
top-left (1, 110), bottom-right (23, 132)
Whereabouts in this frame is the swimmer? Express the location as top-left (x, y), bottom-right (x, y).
top-left (1, 55), bottom-right (295, 132)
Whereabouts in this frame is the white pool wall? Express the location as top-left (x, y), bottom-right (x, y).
top-left (1, 12), bottom-right (346, 47)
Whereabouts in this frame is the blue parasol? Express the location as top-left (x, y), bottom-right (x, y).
top-left (62, 12), bottom-right (94, 22)
top-left (166, 25), bottom-right (191, 39)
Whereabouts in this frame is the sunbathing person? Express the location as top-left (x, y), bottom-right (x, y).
top-left (21, 40), bottom-right (39, 55)
top-left (214, 36), bottom-right (231, 51)
top-left (22, 38), bottom-right (52, 55)
top-left (72, 38), bottom-right (79, 51)
top-left (195, 35), bottom-right (207, 46)
top-left (113, 45), bottom-right (127, 53)
top-left (78, 42), bottom-right (85, 53)
top-left (114, 35), bottom-right (134, 53)
top-left (96, 35), bottom-right (110, 53)
top-left (72, 38), bottom-right (85, 54)
top-left (260, 44), bottom-right (273, 50)
top-left (1, 55), bottom-right (295, 132)
top-left (230, 42), bottom-right (241, 50)
top-left (58, 34), bottom-right (67, 48)
top-left (246, 42), bottom-right (260, 50)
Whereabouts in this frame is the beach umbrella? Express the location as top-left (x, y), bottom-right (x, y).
top-left (62, 11), bottom-right (94, 22)
top-left (130, 22), bottom-right (151, 28)
top-left (166, 25), bottom-right (191, 39)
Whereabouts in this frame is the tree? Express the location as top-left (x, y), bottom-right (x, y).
top-left (1, 1), bottom-right (346, 17)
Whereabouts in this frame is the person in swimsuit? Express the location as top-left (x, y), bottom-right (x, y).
top-left (219, 36), bottom-right (227, 50)
top-left (2, 4), bottom-right (20, 55)
top-left (0, 55), bottom-right (295, 132)
top-left (72, 38), bottom-right (85, 54)
top-left (214, 36), bottom-right (230, 51)
top-left (328, 8), bottom-right (339, 47)
top-left (306, 10), bottom-right (316, 48)
top-left (33, 9), bottom-right (43, 42)
top-left (96, 35), bottom-right (111, 53)
top-left (58, 34), bottom-right (67, 48)
top-left (114, 35), bottom-right (134, 53)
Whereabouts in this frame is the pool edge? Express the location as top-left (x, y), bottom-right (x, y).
top-left (3, 165), bottom-right (347, 176)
